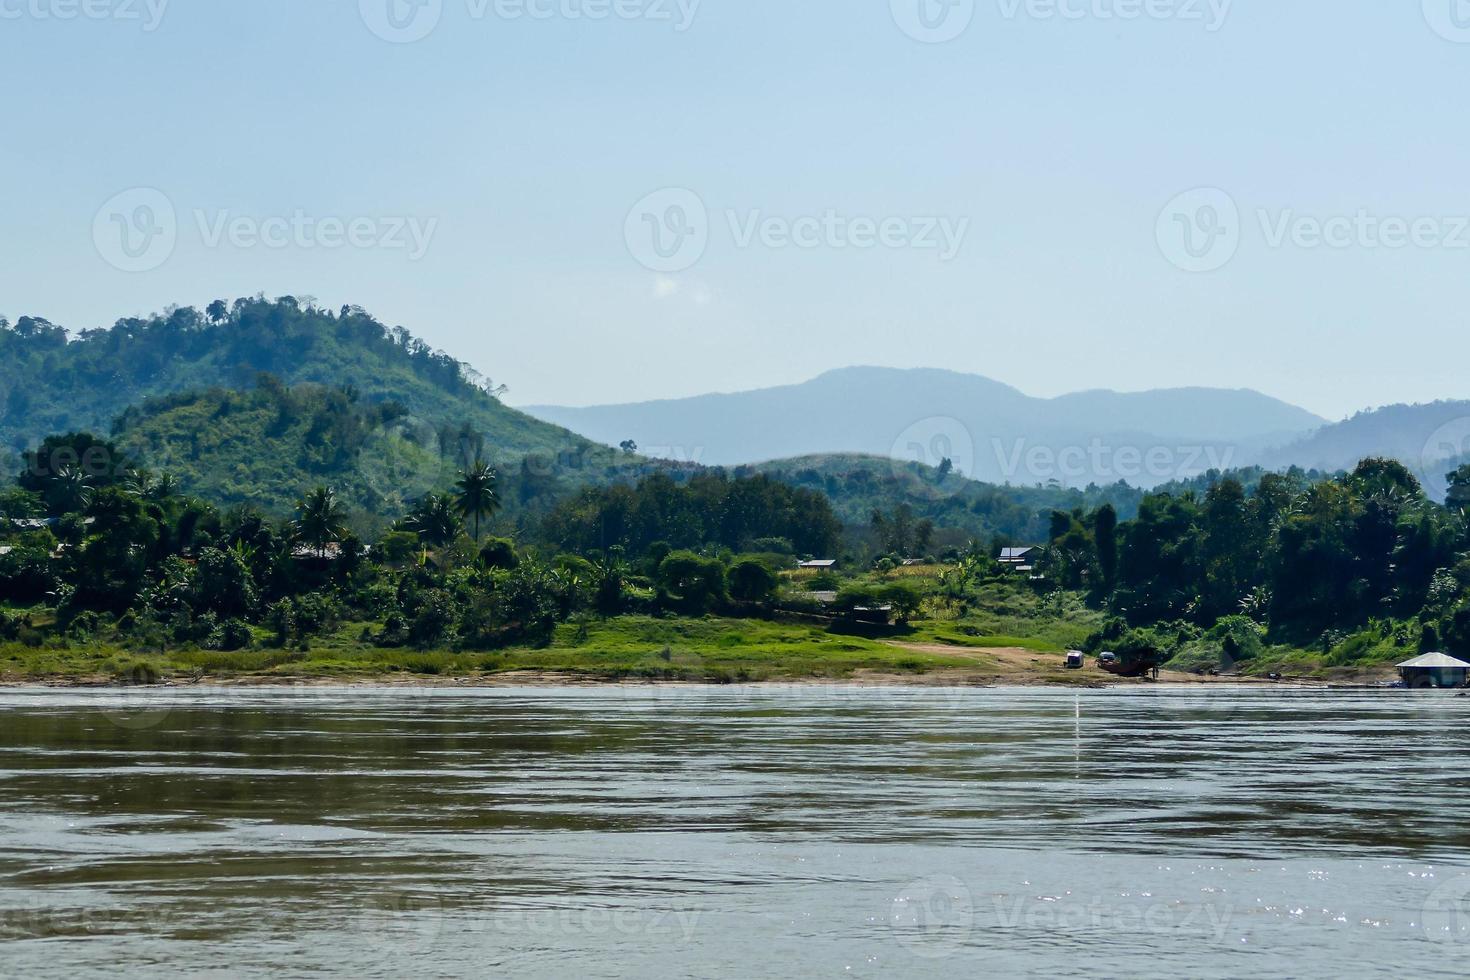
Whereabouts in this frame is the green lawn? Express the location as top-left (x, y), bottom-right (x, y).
top-left (0, 615), bottom-right (998, 684)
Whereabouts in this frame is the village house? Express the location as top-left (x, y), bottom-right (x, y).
top-left (1396, 652), bottom-right (1470, 689)
top-left (998, 546), bottom-right (1036, 573)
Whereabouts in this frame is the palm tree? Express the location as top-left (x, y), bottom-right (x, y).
top-left (454, 460), bottom-right (500, 542)
top-left (589, 546), bottom-right (629, 615)
top-left (406, 492), bottom-right (462, 549)
top-left (51, 464), bottom-right (91, 514)
top-left (293, 486), bottom-right (348, 558)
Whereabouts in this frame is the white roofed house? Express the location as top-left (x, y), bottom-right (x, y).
top-left (1396, 652), bottom-right (1470, 689)
top-left (797, 559), bottom-right (837, 571)
top-left (998, 546), bottom-right (1036, 573)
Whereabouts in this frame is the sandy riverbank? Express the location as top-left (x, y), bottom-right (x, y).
top-left (0, 645), bottom-right (1394, 690)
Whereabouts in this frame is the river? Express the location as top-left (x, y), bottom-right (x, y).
top-left (1, 686), bottom-right (1468, 977)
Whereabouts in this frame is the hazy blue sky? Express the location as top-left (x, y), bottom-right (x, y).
top-left (2, 1), bottom-right (1468, 419)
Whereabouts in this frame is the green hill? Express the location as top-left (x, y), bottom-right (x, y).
top-left (0, 296), bottom-right (592, 465)
top-left (1, 296), bottom-right (1305, 548)
top-left (106, 379), bottom-right (677, 536)
top-left (110, 382), bottom-right (452, 526)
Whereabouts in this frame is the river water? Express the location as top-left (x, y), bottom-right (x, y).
top-left (2, 686), bottom-right (1469, 977)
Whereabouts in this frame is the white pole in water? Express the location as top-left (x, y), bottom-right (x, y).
top-left (1074, 694), bottom-right (1081, 774)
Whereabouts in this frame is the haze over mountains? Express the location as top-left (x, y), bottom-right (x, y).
top-left (1256, 401), bottom-right (1470, 498)
top-left (526, 368), bottom-right (1332, 488)
top-left (5, 303), bottom-right (1467, 509)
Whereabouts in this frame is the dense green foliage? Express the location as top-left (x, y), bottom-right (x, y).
top-left (751, 454), bottom-right (1321, 555)
top-left (0, 297), bottom-right (590, 464)
top-left (105, 378), bottom-right (711, 538)
top-left (0, 433), bottom-right (848, 670)
top-left (1038, 458), bottom-right (1470, 666)
top-left (3, 299), bottom-right (1467, 683)
top-left (541, 471), bottom-right (842, 559)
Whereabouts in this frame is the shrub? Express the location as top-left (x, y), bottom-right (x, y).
top-left (192, 547), bottom-right (257, 618)
top-left (656, 552), bottom-right (727, 615)
top-left (65, 610), bottom-right (101, 641)
top-left (479, 538), bottom-right (519, 571)
top-left (1210, 616), bottom-right (1264, 666)
top-left (115, 660), bottom-right (162, 685)
top-left (807, 571), bottom-right (840, 591)
top-left (408, 589), bottom-right (456, 648)
top-left (728, 558), bottom-right (779, 603)
top-left (377, 531), bottom-right (421, 565)
top-left (204, 619), bottom-right (255, 652)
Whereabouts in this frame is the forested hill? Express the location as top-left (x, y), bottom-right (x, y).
top-left (107, 381), bottom-right (684, 535)
top-left (0, 297), bottom-right (592, 463)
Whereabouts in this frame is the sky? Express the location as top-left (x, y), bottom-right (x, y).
top-left (1, 1), bottom-right (1468, 421)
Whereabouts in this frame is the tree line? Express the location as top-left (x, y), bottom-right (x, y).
top-left (0, 433), bottom-right (846, 654)
top-left (1038, 458), bottom-right (1470, 655)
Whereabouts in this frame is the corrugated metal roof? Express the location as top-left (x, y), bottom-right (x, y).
top-left (1397, 652), bottom-right (1470, 669)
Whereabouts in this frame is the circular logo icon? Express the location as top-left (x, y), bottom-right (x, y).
top-left (891, 874), bottom-right (974, 958)
top-left (1156, 187), bottom-right (1240, 273)
top-left (625, 188), bottom-right (708, 273)
top-left (101, 688), bottom-right (182, 732)
top-left (349, 893), bottom-right (447, 952)
top-left (1423, 0), bottom-right (1470, 43)
top-left (890, 416), bottom-right (976, 483)
top-left (891, 0), bottom-right (975, 43)
top-left (93, 188), bottom-right (177, 273)
top-left (360, 0), bottom-right (443, 43)
top-left (1423, 875), bottom-right (1470, 949)
top-left (1419, 416), bottom-right (1470, 502)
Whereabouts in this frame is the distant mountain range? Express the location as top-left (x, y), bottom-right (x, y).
top-left (526, 367), bottom-right (1330, 488)
top-left (1255, 401), bottom-right (1470, 498)
top-left (7, 302), bottom-right (1467, 514)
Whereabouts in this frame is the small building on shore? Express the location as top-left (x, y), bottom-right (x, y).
top-left (1396, 652), bottom-right (1470, 689)
top-left (998, 547), bottom-right (1036, 573)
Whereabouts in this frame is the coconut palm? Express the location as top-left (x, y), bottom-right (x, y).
top-left (293, 486), bottom-right (348, 558)
top-left (454, 460), bottom-right (501, 542)
top-left (51, 464), bottom-right (91, 514)
top-left (406, 492), bottom-right (463, 549)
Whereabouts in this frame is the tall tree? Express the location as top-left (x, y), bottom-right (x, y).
top-left (1094, 503), bottom-right (1118, 590)
top-left (406, 492), bottom-right (462, 548)
top-left (293, 486), bottom-right (348, 558)
top-left (454, 461), bottom-right (501, 542)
